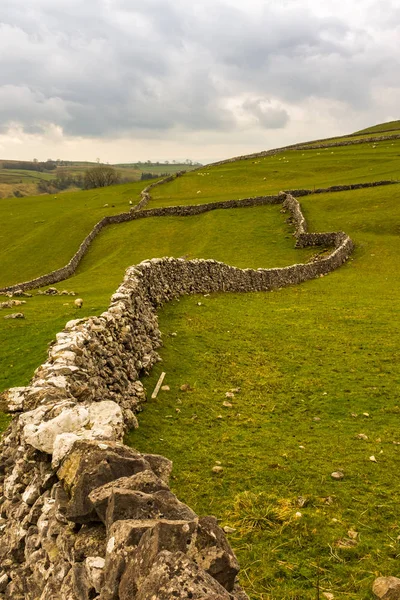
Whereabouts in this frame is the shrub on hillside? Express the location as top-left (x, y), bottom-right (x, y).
top-left (84, 166), bottom-right (120, 189)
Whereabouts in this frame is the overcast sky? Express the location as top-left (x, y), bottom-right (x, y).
top-left (0, 0), bottom-right (399, 164)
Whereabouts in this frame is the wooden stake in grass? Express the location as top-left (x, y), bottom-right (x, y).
top-left (151, 372), bottom-right (166, 399)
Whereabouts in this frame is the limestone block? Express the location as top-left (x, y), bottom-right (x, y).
top-left (85, 557), bottom-right (105, 594)
top-left (88, 401), bottom-right (124, 440)
top-left (89, 470), bottom-right (169, 523)
top-left (373, 577), bottom-right (400, 600)
top-left (23, 406), bottom-right (89, 454)
top-left (142, 453), bottom-right (173, 483)
top-left (0, 387), bottom-right (26, 412)
top-left (105, 489), bottom-right (196, 529)
top-left (120, 550), bottom-right (231, 600)
top-left (189, 516), bottom-right (240, 592)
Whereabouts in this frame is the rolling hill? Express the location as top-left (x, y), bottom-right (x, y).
top-left (1, 122), bottom-right (400, 599)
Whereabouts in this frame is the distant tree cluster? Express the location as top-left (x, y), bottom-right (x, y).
top-left (140, 172), bottom-right (169, 181)
top-left (83, 166), bottom-right (120, 189)
top-left (1, 159), bottom-right (57, 172)
top-left (37, 173), bottom-right (84, 194)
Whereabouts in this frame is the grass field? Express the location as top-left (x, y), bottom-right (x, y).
top-left (0, 180), bottom-right (146, 288)
top-left (354, 120), bottom-right (400, 135)
top-left (0, 162), bottom-right (197, 198)
top-left (0, 204), bottom-right (316, 393)
top-left (150, 139), bottom-right (400, 207)
top-left (1, 124), bottom-right (400, 599)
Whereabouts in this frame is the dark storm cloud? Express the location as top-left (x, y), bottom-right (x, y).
top-left (0, 0), bottom-right (398, 138)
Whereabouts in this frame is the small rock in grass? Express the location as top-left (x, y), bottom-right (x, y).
top-left (299, 445), bottom-right (305, 449)
top-left (348, 529), bottom-right (358, 539)
top-left (161, 385), bottom-right (170, 391)
top-left (197, 302), bottom-right (202, 306)
top-left (212, 465), bottom-right (223, 474)
top-left (223, 401), bottom-right (232, 408)
top-left (180, 383), bottom-right (191, 392)
top-left (336, 538), bottom-right (357, 548)
top-left (223, 526), bottom-right (237, 534)
top-left (369, 455), bottom-right (378, 463)
top-left (230, 387), bottom-right (241, 393)
top-left (215, 461), bottom-right (221, 465)
top-left (225, 391), bottom-right (235, 398)
top-left (331, 471), bottom-right (344, 480)
top-left (4, 312), bottom-right (24, 319)
top-left (175, 408), bottom-right (181, 413)
top-left (297, 496), bottom-right (308, 507)
top-left (170, 332), bottom-right (177, 337)
top-left (356, 433), bottom-right (368, 440)
top-left (217, 415), bottom-right (223, 419)
top-left (351, 413), bottom-right (358, 418)
top-left (372, 576), bottom-right (400, 599)
top-left (313, 417), bottom-right (321, 422)
top-left (393, 441), bottom-right (400, 445)
top-left (323, 593), bottom-right (334, 600)
top-left (363, 412), bottom-right (370, 417)
top-left (74, 298), bottom-right (83, 308)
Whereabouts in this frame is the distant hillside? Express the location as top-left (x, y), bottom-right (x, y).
top-left (353, 119), bottom-right (400, 135)
top-left (0, 160), bottom-right (200, 199)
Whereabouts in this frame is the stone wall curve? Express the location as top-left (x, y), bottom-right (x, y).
top-left (1, 179), bottom-right (393, 295)
top-left (0, 193), bottom-right (354, 600)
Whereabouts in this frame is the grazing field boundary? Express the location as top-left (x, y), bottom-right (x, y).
top-left (0, 192), bottom-right (354, 599)
top-left (1, 179), bottom-right (393, 295)
top-left (210, 134), bottom-right (400, 166)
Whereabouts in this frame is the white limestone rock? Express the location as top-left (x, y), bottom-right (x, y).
top-left (23, 405), bottom-right (89, 454)
top-left (88, 400), bottom-right (125, 440)
top-left (0, 387), bottom-right (26, 412)
top-left (85, 556), bottom-right (105, 593)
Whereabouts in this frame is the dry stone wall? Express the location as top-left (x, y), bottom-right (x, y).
top-left (1, 179), bottom-right (392, 296)
top-left (210, 133), bottom-right (400, 166)
top-left (0, 193), bottom-right (354, 599)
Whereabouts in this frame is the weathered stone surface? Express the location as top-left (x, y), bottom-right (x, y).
top-left (120, 550), bottom-right (232, 600)
top-left (59, 563), bottom-right (91, 600)
top-left (23, 406), bottom-right (90, 454)
top-left (99, 520), bottom-right (160, 600)
top-left (0, 387), bottom-right (26, 412)
top-left (85, 556), bottom-right (105, 594)
top-left (73, 525), bottom-right (107, 562)
top-left (373, 577), bottom-right (400, 600)
top-left (119, 519), bottom-right (198, 593)
top-left (105, 489), bottom-right (196, 529)
top-left (58, 441), bottom-right (150, 523)
top-left (189, 516), bottom-right (240, 592)
top-left (89, 470), bottom-right (169, 523)
top-left (141, 454), bottom-right (173, 483)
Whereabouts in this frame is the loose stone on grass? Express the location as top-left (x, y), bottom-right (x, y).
top-left (212, 466), bottom-right (224, 474)
top-left (373, 576), bottom-right (400, 599)
top-left (331, 471), bottom-right (344, 480)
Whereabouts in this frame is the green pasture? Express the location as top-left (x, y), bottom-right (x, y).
top-left (354, 120), bottom-right (400, 135)
top-left (0, 181), bottom-right (146, 288)
top-left (0, 168), bottom-right (56, 184)
top-left (0, 203), bottom-right (315, 392)
top-left (299, 130), bottom-right (400, 147)
top-left (151, 138), bottom-right (400, 207)
top-left (1, 123), bottom-right (400, 598)
top-left (127, 184), bottom-right (400, 599)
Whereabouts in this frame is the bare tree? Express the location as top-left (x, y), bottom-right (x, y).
top-left (83, 166), bottom-right (120, 189)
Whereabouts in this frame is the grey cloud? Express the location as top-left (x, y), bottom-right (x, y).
top-left (0, 0), bottom-right (398, 139)
top-left (242, 99), bottom-right (289, 129)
